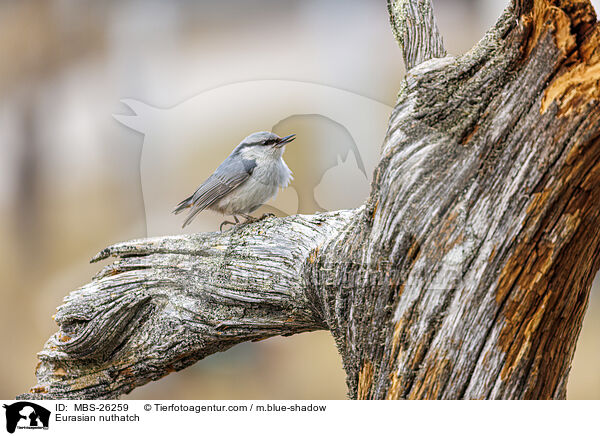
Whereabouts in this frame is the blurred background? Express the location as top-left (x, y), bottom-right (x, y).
top-left (0, 0), bottom-right (598, 400)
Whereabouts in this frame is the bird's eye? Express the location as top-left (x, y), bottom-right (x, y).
top-left (264, 139), bottom-right (276, 145)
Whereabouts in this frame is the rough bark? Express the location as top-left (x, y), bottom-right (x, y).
top-left (387, 0), bottom-right (446, 69)
top-left (22, 212), bottom-right (353, 399)
top-left (20, 0), bottom-right (600, 400)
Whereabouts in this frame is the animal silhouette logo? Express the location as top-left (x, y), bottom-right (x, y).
top-left (114, 80), bottom-right (392, 235)
top-left (3, 402), bottom-right (50, 433)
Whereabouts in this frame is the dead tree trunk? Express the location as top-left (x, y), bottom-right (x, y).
top-left (20, 0), bottom-right (600, 400)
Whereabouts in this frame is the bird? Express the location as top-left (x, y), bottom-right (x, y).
top-left (173, 131), bottom-right (296, 230)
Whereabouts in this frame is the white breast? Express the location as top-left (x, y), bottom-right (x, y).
top-left (214, 156), bottom-right (292, 215)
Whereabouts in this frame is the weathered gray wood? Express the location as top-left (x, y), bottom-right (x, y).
top-left (387, 0), bottom-right (446, 69)
top-left (20, 0), bottom-right (600, 399)
top-left (21, 212), bottom-right (354, 399)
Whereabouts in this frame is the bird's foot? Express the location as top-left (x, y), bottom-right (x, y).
top-left (240, 214), bottom-right (259, 224)
top-left (219, 220), bottom-right (236, 231)
top-left (219, 215), bottom-right (240, 232)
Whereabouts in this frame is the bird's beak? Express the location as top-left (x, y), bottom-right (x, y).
top-left (275, 134), bottom-right (296, 147)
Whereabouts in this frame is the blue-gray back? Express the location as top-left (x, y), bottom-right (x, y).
top-left (191, 153), bottom-right (256, 208)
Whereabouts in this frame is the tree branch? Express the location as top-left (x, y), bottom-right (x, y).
top-left (387, 0), bottom-right (447, 70)
top-left (19, 211), bottom-right (354, 399)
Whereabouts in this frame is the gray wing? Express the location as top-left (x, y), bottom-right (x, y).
top-left (174, 155), bottom-right (256, 228)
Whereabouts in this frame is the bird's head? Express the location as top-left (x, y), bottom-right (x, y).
top-left (235, 131), bottom-right (296, 159)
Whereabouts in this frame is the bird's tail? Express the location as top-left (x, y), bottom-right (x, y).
top-left (173, 195), bottom-right (193, 215)
top-left (173, 195), bottom-right (205, 228)
top-left (181, 205), bottom-right (204, 228)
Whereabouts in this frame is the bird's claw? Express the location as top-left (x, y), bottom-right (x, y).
top-left (221, 214), bottom-right (274, 231)
top-left (219, 220), bottom-right (236, 232)
top-left (220, 215), bottom-right (240, 232)
top-left (242, 215), bottom-right (259, 224)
